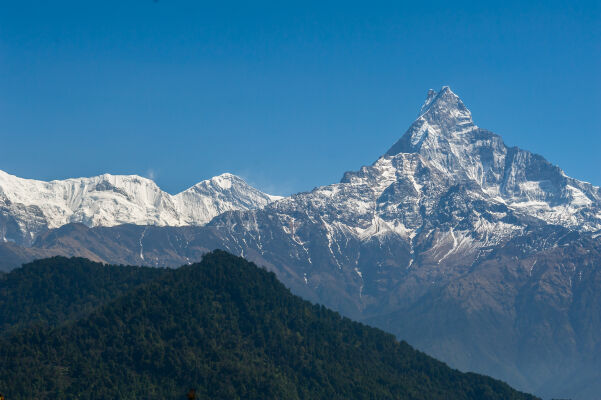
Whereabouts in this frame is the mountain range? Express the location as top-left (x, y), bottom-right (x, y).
top-left (1, 87), bottom-right (600, 399)
top-left (0, 170), bottom-right (280, 246)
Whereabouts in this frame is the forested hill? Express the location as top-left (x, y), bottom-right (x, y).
top-left (0, 252), bottom-right (538, 399)
top-left (0, 256), bottom-right (167, 336)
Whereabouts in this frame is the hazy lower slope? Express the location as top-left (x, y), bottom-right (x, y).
top-left (0, 251), bottom-right (537, 400)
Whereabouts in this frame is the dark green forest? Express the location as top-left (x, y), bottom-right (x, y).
top-left (0, 252), bottom-right (538, 399)
top-left (0, 256), bottom-right (167, 336)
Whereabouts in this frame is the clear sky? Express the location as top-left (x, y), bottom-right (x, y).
top-left (1, 1), bottom-right (599, 195)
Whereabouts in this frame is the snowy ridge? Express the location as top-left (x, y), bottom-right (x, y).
top-left (0, 171), bottom-right (281, 245)
top-left (384, 86), bottom-right (601, 231)
top-left (207, 86), bottom-right (601, 272)
top-left (2, 86), bottom-right (600, 258)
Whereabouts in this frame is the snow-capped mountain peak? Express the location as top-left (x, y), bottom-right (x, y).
top-left (0, 170), bottom-right (280, 245)
top-left (381, 86), bottom-right (601, 231)
top-left (212, 86), bottom-right (601, 279)
top-left (387, 86), bottom-right (475, 156)
top-left (419, 86), bottom-right (471, 120)
top-left (420, 88), bottom-right (439, 113)
top-left (174, 173), bottom-right (282, 225)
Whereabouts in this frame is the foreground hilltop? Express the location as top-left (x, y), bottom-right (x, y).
top-left (0, 252), bottom-right (536, 399)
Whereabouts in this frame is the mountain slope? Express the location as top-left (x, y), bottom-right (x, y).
top-left (367, 230), bottom-right (601, 399)
top-left (0, 251), bottom-right (537, 400)
top-left (0, 171), bottom-right (280, 245)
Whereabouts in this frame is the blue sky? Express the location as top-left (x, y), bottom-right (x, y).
top-left (1, 1), bottom-right (599, 195)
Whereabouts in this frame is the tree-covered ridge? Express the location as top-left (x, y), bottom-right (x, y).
top-left (0, 256), bottom-right (167, 335)
top-left (0, 251), bottom-right (538, 399)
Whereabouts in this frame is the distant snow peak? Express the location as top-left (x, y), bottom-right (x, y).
top-left (0, 170), bottom-right (280, 245)
top-left (251, 85), bottom-right (601, 268)
top-left (419, 86), bottom-right (468, 117)
top-left (387, 86), bottom-right (476, 156)
top-left (210, 173), bottom-right (236, 189)
top-left (417, 86), bottom-right (473, 131)
top-left (421, 89), bottom-right (438, 113)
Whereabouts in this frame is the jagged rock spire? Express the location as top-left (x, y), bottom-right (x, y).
top-left (387, 86), bottom-right (474, 156)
